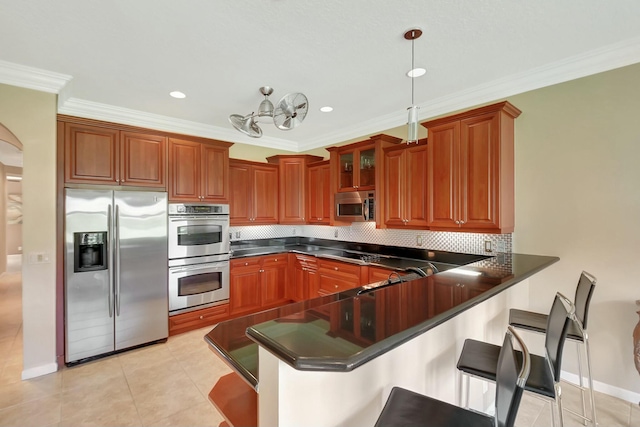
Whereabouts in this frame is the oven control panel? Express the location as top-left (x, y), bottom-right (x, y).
top-left (169, 204), bottom-right (230, 215)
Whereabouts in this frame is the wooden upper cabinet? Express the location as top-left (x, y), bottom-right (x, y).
top-left (201, 143), bottom-right (230, 202)
top-left (64, 124), bottom-right (167, 187)
top-left (252, 164), bottom-right (279, 224)
top-left (120, 131), bottom-right (166, 187)
top-left (266, 155), bottom-right (324, 224)
top-left (422, 101), bottom-right (521, 233)
top-left (382, 140), bottom-right (428, 229)
top-left (168, 138), bottom-right (200, 200)
top-left (229, 159), bottom-right (278, 225)
top-left (64, 123), bottom-right (120, 185)
top-left (327, 134), bottom-right (402, 194)
top-left (168, 137), bottom-right (231, 202)
top-left (307, 160), bottom-right (331, 224)
top-left (60, 116), bottom-right (233, 193)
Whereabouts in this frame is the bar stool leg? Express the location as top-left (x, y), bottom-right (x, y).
top-left (584, 332), bottom-right (598, 426)
top-left (556, 383), bottom-right (565, 427)
top-left (577, 342), bottom-right (587, 425)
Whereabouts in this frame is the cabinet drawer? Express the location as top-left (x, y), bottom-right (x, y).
top-left (317, 259), bottom-right (361, 277)
top-left (261, 255), bottom-right (287, 267)
top-left (295, 254), bottom-right (318, 269)
top-left (169, 303), bottom-right (230, 336)
top-left (230, 257), bottom-right (262, 269)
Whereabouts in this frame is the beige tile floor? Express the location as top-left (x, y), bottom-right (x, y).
top-left (0, 266), bottom-right (638, 426)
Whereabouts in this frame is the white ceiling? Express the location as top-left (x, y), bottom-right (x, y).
top-left (1, 0), bottom-right (640, 152)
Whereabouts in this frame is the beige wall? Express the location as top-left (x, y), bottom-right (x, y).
top-left (510, 62), bottom-right (640, 397)
top-left (0, 162), bottom-right (5, 273)
top-left (0, 83), bottom-right (57, 378)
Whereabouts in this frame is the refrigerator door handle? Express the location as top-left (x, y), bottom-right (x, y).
top-left (115, 204), bottom-right (121, 316)
top-left (107, 204), bottom-right (114, 318)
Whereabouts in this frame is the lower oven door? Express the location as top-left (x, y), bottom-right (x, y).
top-left (168, 259), bottom-right (230, 314)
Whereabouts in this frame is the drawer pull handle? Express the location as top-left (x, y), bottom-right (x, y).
top-left (199, 315), bottom-right (204, 320)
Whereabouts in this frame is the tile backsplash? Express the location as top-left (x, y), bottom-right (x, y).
top-left (229, 223), bottom-right (512, 256)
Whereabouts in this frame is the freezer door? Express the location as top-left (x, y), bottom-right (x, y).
top-left (114, 191), bottom-right (168, 350)
top-left (65, 189), bottom-right (115, 363)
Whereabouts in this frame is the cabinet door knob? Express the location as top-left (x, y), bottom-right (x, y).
top-left (455, 220), bottom-right (460, 225)
top-left (244, 262), bottom-right (248, 266)
top-left (334, 267), bottom-right (338, 271)
top-left (334, 285), bottom-right (338, 289)
top-left (199, 315), bottom-right (204, 320)
top-left (274, 258), bottom-right (278, 262)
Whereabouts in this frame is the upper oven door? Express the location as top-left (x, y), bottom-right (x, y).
top-left (168, 216), bottom-right (230, 259)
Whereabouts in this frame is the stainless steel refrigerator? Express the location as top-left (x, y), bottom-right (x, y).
top-left (64, 188), bottom-right (168, 364)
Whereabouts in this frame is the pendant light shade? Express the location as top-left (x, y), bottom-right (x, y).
top-left (407, 105), bottom-right (419, 143)
top-left (404, 28), bottom-right (422, 144)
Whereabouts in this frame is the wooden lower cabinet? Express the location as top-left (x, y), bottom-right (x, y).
top-left (168, 303), bottom-right (230, 336)
top-left (368, 266), bottom-right (397, 283)
top-left (316, 258), bottom-right (365, 297)
top-left (288, 253), bottom-right (318, 301)
top-left (261, 256), bottom-right (289, 308)
top-left (230, 255), bottom-right (289, 316)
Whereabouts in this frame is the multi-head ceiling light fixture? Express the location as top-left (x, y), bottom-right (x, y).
top-left (228, 86), bottom-right (309, 138)
top-left (404, 28), bottom-right (423, 144)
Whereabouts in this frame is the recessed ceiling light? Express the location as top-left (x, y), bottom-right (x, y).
top-left (170, 91), bottom-right (186, 99)
top-left (320, 106), bottom-right (333, 113)
top-left (407, 68), bottom-right (426, 78)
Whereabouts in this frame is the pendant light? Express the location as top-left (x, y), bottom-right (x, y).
top-left (404, 28), bottom-right (423, 144)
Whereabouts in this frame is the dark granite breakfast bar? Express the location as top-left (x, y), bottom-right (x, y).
top-left (206, 247), bottom-right (558, 389)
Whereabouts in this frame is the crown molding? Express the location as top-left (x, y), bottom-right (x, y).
top-left (299, 36), bottom-right (640, 151)
top-left (5, 35), bottom-right (640, 153)
top-left (0, 60), bottom-right (72, 94)
top-left (57, 98), bottom-right (299, 152)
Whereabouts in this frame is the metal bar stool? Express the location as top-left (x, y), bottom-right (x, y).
top-left (374, 326), bottom-right (530, 427)
top-left (509, 271), bottom-right (597, 426)
top-left (457, 293), bottom-right (574, 427)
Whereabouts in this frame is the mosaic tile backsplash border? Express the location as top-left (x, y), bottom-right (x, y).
top-left (229, 223), bottom-right (512, 256)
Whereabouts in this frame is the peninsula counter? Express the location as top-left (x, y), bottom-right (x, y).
top-left (206, 252), bottom-right (559, 427)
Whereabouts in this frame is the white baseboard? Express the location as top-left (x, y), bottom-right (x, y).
top-left (561, 370), bottom-right (640, 405)
top-left (21, 362), bottom-right (58, 380)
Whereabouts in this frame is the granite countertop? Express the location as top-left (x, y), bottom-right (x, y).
top-left (229, 237), bottom-right (487, 273)
top-left (206, 247), bottom-right (559, 389)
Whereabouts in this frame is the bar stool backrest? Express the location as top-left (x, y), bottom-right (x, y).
top-left (545, 294), bottom-right (574, 382)
top-left (496, 326), bottom-right (530, 427)
top-left (574, 271), bottom-right (597, 330)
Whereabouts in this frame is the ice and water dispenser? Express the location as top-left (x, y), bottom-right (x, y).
top-left (73, 232), bottom-right (107, 272)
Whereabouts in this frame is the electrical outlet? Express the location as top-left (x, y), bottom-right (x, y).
top-left (292, 228), bottom-right (296, 235)
top-left (334, 229), bottom-right (338, 238)
top-left (235, 231), bottom-right (241, 239)
top-left (484, 240), bottom-right (492, 252)
top-left (496, 240), bottom-right (506, 252)
top-left (28, 252), bottom-right (50, 264)
top-left (416, 235), bottom-right (423, 246)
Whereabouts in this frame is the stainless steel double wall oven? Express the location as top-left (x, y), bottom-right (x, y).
top-left (168, 203), bottom-right (230, 315)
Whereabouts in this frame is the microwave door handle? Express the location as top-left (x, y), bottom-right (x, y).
top-left (363, 199), bottom-right (369, 221)
top-left (107, 204), bottom-right (113, 318)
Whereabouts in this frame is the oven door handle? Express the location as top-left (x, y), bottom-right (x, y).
top-left (169, 264), bottom-right (228, 274)
top-left (169, 217), bottom-right (229, 222)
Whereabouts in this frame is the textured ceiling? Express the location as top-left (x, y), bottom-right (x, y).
top-left (1, 0), bottom-right (640, 152)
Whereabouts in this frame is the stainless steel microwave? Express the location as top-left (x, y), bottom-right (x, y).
top-left (335, 191), bottom-right (375, 222)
